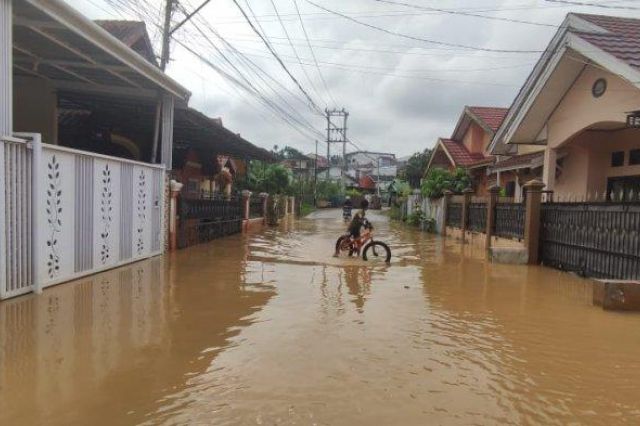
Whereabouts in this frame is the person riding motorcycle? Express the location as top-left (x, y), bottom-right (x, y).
top-left (343, 196), bottom-right (353, 220)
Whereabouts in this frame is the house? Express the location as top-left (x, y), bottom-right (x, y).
top-left (1, 0), bottom-right (192, 299)
top-left (489, 13), bottom-right (640, 200)
top-left (424, 106), bottom-right (508, 196)
top-left (345, 150), bottom-right (397, 193)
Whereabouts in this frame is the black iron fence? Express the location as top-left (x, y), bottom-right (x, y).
top-left (249, 196), bottom-right (264, 219)
top-left (446, 202), bottom-right (463, 228)
top-left (467, 202), bottom-right (487, 232)
top-left (178, 197), bottom-right (243, 248)
top-left (540, 202), bottom-right (640, 279)
top-left (494, 202), bottom-right (525, 240)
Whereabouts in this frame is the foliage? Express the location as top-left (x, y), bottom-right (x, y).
top-left (272, 145), bottom-right (306, 160)
top-left (300, 203), bottom-right (315, 217)
top-left (421, 167), bottom-right (472, 199)
top-left (316, 180), bottom-right (343, 199)
top-left (247, 161), bottom-right (291, 194)
top-left (407, 210), bottom-right (425, 226)
top-left (345, 188), bottom-right (362, 198)
top-left (400, 149), bottom-right (432, 188)
top-left (391, 179), bottom-right (412, 198)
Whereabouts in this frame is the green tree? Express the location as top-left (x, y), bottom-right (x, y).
top-left (247, 161), bottom-right (292, 194)
top-left (421, 167), bottom-right (471, 198)
top-left (401, 149), bottom-right (431, 188)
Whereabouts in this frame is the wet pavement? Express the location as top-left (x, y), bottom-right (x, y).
top-left (2, 209), bottom-right (640, 425)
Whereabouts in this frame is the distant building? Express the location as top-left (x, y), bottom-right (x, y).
top-left (344, 151), bottom-right (397, 192)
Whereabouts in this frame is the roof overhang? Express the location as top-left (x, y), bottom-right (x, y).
top-left (489, 13), bottom-right (640, 154)
top-left (14, 0), bottom-right (191, 102)
top-left (451, 106), bottom-right (494, 141)
top-left (424, 138), bottom-right (456, 175)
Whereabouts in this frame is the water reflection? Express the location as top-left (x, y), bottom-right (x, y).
top-left (0, 242), bottom-right (276, 426)
top-left (2, 209), bottom-right (640, 425)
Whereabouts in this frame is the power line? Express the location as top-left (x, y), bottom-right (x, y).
top-left (268, 0), bottom-right (326, 105)
top-left (177, 7), bottom-right (328, 137)
top-left (305, 0), bottom-right (545, 54)
top-left (292, 0), bottom-right (338, 107)
top-left (372, 0), bottom-right (557, 27)
top-left (232, 0), bottom-right (325, 115)
top-left (544, 0), bottom-right (640, 10)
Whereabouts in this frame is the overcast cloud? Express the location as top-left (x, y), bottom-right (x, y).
top-left (73, 0), bottom-right (640, 157)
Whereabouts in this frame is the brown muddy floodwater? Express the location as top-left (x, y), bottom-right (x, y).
top-left (1, 209), bottom-right (640, 425)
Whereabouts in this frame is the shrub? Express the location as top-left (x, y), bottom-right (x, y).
top-left (421, 167), bottom-right (472, 198)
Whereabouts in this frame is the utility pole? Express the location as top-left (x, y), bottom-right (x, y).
top-left (314, 140), bottom-right (318, 206)
top-left (160, 0), bottom-right (174, 71)
top-left (160, 0), bottom-right (212, 70)
top-left (325, 108), bottom-right (348, 183)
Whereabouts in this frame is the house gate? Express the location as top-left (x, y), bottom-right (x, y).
top-left (1, 134), bottom-right (165, 300)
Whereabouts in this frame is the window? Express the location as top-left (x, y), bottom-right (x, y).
top-left (630, 149), bottom-right (640, 166)
top-left (611, 151), bottom-right (625, 167)
top-left (592, 78), bottom-right (607, 98)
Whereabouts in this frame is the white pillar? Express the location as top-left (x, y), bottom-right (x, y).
top-left (160, 94), bottom-right (174, 169)
top-left (0, 0), bottom-right (12, 297)
top-left (542, 146), bottom-right (557, 190)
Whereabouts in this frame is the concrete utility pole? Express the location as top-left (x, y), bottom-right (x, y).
top-left (325, 108), bottom-right (348, 183)
top-left (314, 140), bottom-right (318, 206)
top-left (160, 0), bottom-right (174, 71)
top-left (160, 0), bottom-right (212, 70)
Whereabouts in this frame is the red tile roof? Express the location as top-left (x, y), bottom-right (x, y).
top-left (359, 175), bottom-right (376, 190)
top-left (440, 139), bottom-right (487, 167)
top-left (467, 107), bottom-right (509, 132)
top-left (574, 14), bottom-right (640, 71)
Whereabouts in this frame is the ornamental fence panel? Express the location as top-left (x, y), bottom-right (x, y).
top-left (446, 202), bottom-right (462, 229)
top-left (467, 202), bottom-right (487, 233)
top-left (540, 201), bottom-right (640, 279)
top-left (177, 197), bottom-right (242, 249)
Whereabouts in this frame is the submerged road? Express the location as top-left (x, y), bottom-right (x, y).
top-left (2, 209), bottom-right (640, 425)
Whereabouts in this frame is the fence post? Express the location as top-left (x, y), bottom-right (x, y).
top-left (241, 190), bottom-right (251, 221)
top-left (168, 180), bottom-right (183, 251)
top-left (485, 185), bottom-right (500, 251)
top-left (260, 192), bottom-right (269, 223)
top-left (442, 190), bottom-right (452, 237)
top-left (31, 134), bottom-right (43, 294)
top-left (523, 179), bottom-right (545, 265)
top-left (461, 188), bottom-right (474, 243)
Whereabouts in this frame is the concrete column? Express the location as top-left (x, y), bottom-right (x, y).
top-left (241, 190), bottom-right (251, 220)
top-left (260, 192), bottom-right (269, 223)
top-left (160, 94), bottom-right (174, 169)
top-left (542, 146), bottom-right (556, 191)
top-left (441, 190), bottom-right (452, 237)
top-left (461, 188), bottom-right (474, 243)
top-left (168, 180), bottom-right (183, 251)
top-left (0, 0), bottom-right (11, 296)
top-left (485, 185), bottom-right (500, 251)
top-left (523, 179), bottom-right (545, 265)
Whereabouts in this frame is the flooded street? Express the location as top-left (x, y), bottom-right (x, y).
top-left (2, 209), bottom-right (640, 425)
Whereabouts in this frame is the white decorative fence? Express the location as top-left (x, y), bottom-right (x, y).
top-left (1, 133), bottom-right (165, 300)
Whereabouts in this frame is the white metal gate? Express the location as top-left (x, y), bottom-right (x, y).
top-left (0, 133), bottom-right (166, 300)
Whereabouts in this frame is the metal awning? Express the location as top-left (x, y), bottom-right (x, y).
top-left (12, 0), bottom-right (190, 101)
top-left (57, 92), bottom-right (273, 162)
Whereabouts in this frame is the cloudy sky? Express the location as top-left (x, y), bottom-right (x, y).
top-left (71, 0), bottom-right (640, 157)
